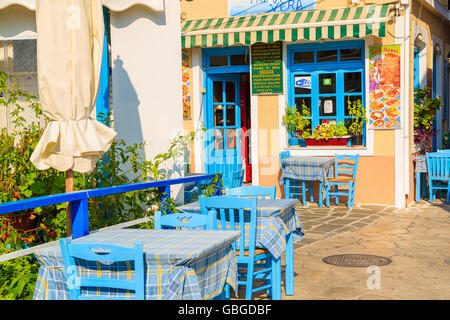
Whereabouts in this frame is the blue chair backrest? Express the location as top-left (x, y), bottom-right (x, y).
top-left (229, 169), bottom-right (245, 188)
top-left (279, 151), bottom-right (291, 171)
top-left (226, 185), bottom-right (276, 199)
top-left (59, 238), bottom-right (145, 300)
top-left (334, 154), bottom-right (360, 179)
top-left (437, 149), bottom-right (450, 153)
top-left (426, 152), bottom-right (450, 179)
top-left (199, 195), bottom-right (257, 257)
top-left (154, 210), bottom-right (216, 230)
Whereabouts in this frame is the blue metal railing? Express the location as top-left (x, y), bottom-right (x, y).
top-left (0, 174), bottom-right (221, 239)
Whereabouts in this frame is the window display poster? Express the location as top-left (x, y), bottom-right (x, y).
top-left (229, 0), bottom-right (316, 16)
top-left (182, 48), bottom-right (192, 120)
top-left (368, 45), bottom-right (401, 129)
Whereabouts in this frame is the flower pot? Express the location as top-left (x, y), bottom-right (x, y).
top-left (304, 136), bottom-right (350, 146)
top-left (351, 135), bottom-right (363, 146)
top-left (288, 137), bottom-right (300, 146)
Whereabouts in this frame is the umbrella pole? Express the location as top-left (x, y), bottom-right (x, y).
top-left (66, 169), bottom-right (74, 237)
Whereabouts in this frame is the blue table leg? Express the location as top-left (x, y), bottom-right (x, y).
top-left (318, 181), bottom-right (323, 208)
top-left (285, 178), bottom-right (290, 199)
top-left (415, 172), bottom-right (421, 202)
top-left (285, 231), bottom-right (294, 296)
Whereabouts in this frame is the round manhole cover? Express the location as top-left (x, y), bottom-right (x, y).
top-left (322, 254), bottom-right (392, 267)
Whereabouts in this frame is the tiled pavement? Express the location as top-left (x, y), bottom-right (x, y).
top-left (237, 200), bottom-right (450, 300)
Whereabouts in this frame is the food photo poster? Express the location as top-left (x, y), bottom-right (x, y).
top-left (368, 45), bottom-right (401, 129)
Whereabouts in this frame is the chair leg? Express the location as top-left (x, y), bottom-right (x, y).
top-left (265, 258), bottom-right (272, 297)
top-left (245, 261), bottom-right (255, 300)
top-left (347, 184), bottom-right (353, 209)
top-left (429, 184), bottom-right (433, 202)
top-left (335, 185), bottom-right (339, 205)
top-left (447, 186), bottom-right (450, 203)
top-left (325, 185), bottom-right (330, 207)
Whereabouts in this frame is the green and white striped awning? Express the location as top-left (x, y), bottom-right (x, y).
top-left (181, 4), bottom-right (393, 48)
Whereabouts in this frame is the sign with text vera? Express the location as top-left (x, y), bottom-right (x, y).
top-left (229, 0), bottom-right (316, 16)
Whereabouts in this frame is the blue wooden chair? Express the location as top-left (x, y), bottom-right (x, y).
top-left (199, 195), bottom-right (280, 300)
top-left (154, 210), bottom-right (216, 230)
top-left (325, 154), bottom-right (360, 209)
top-left (59, 238), bottom-right (145, 300)
top-left (223, 168), bottom-right (245, 189)
top-left (426, 152), bottom-right (450, 203)
top-left (279, 151), bottom-right (313, 206)
top-left (226, 185), bottom-right (276, 199)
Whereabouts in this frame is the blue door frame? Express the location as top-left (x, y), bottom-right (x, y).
top-left (202, 47), bottom-right (250, 185)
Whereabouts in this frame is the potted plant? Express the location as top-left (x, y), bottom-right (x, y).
top-left (282, 104), bottom-right (311, 146)
top-left (346, 98), bottom-right (367, 146)
top-left (303, 121), bottom-right (350, 146)
top-left (413, 87), bottom-right (444, 152)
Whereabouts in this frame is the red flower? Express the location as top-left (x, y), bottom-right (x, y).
top-left (430, 110), bottom-right (435, 114)
top-left (322, 120), bottom-right (328, 124)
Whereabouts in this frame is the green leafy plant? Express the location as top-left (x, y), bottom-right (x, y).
top-left (414, 87), bottom-right (443, 152)
top-left (310, 120), bottom-right (348, 141)
top-left (282, 103), bottom-right (311, 137)
top-left (346, 98), bottom-right (367, 136)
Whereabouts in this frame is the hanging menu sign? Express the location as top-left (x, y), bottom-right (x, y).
top-left (251, 41), bottom-right (283, 95)
top-left (368, 45), bottom-right (401, 129)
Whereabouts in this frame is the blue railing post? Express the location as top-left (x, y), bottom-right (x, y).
top-left (71, 198), bottom-right (90, 239)
top-left (158, 185), bottom-right (171, 214)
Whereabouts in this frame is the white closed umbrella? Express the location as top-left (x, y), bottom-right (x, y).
top-left (30, 0), bottom-right (117, 235)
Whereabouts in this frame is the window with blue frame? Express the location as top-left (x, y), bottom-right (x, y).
top-left (287, 41), bottom-right (366, 145)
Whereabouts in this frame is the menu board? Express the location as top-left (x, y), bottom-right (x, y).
top-left (251, 41), bottom-right (283, 95)
top-left (182, 48), bottom-right (192, 120)
top-left (368, 45), bottom-right (401, 129)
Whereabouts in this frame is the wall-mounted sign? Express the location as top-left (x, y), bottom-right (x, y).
top-left (368, 45), bottom-right (401, 129)
top-left (251, 41), bottom-right (283, 95)
top-left (294, 75), bottom-right (311, 89)
top-left (229, 0), bottom-right (316, 16)
top-left (323, 78), bottom-right (332, 86)
top-left (182, 48), bottom-right (192, 120)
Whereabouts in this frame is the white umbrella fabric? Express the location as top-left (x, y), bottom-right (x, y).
top-left (30, 0), bottom-right (117, 235)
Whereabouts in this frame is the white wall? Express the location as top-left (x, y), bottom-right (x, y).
top-left (109, 2), bottom-right (185, 199)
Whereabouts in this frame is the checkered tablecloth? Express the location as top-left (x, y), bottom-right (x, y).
top-left (178, 198), bottom-right (301, 259)
top-left (414, 155), bottom-right (427, 173)
top-left (279, 156), bottom-right (335, 186)
top-left (33, 229), bottom-right (240, 300)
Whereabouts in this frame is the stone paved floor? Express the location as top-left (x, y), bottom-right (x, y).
top-left (237, 199), bottom-right (450, 300)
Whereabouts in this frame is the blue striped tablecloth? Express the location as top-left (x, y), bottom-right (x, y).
top-left (414, 155), bottom-right (427, 173)
top-left (33, 229), bottom-right (240, 300)
top-left (279, 156), bottom-right (335, 185)
top-left (178, 198), bottom-right (301, 259)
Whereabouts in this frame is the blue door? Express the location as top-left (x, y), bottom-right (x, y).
top-left (205, 74), bottom-right (242, 187)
